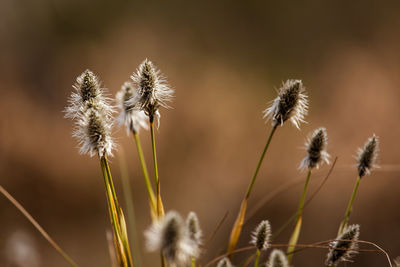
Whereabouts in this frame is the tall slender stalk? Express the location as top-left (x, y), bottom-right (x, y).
top-left (100, 154), bottom-right (133, 267)
top-left (338, 176), bottom-right (361, 235)
top-left (227, 125), bottom-right (278, 256)
top-left (287, 169), bottom-right (312, 263)
top-left (254, 249), bottom-right (261, 267)
top-left (0, 185), bottom-right (79, 267)
top-left (150, 119), bottom-right (165, 218)
top-left (132, 130), bottom-right (157, 216)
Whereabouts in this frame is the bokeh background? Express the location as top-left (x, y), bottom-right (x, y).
top-left (1, 1), bottom-right (400, 266)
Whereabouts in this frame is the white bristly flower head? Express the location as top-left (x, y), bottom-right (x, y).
top-left (299, 127), bottom-right (330, 170)
top-left (217, 257), bottom-right (233, 267)
top-left (250, 220), bottom-right (271, 251)
top-left (356, 135), bottom-right (379, 178)
top-left (186, 212), bottom-right (202, 258)
top-left (65, 70), bottom-right (115, 157)
top-left (266, 249), bottom-right (289, 267)
top-left (325, 224), bottom-right (360, 267)
top-left (130, 59), bottom-right (174, 122)
top-left (264, 79), bottom-right (308, 129)
top-left (145, 211), bottom-right (195, 266)
top-left (116, 81), bottom-right (149, 134)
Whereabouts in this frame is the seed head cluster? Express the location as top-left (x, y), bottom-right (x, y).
top-left (130, 59), bottom-right (174, 122)
top-left (264, 79), bottom-right (308, 129)
top-left (325, 224), bottom-right (360, 267)
top-left (65, 70), bottom-right (114, 157)
top-left (250, 220), bottom-right (271, 251)
top-left (145, 211), bottom-right (200, 266)
top-left (186, 212), bottom-right (202, 257)
top-left (267, 249), bottom-right (289, 267)
top-left (300, 127), bottom-right (330, 170)
top-left (217, 257), bottom-right (233, 267)
top-left (357, 135), bottom-right (379, 177)
top-left (116, 81), bottom-right (148, 134)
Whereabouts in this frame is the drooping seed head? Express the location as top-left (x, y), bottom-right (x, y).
top-left (357, 135), bottom-right (379, 178)
top-left (325, 224), bottom-right (360, 267)
top-left (145, 211), bottom-right (194, 265)
top-left (250, 220), bottom-right (271, 251)
top-left (300, 127), bottom-right (330, 170)
top-left (66, 70), bottom-right (115, 157)
top-left (186, 212), bottom-right (202, 257)
top-left (266, 249), bottom-right (289, 267)
top-left (264, 79), bottom-right (308, 129)
top-left (130, 59), bottom-right (174, 122)
top-left (116, 81), bottom-right (148, 134)
top-left (217, 257), bottom-right (233, 267)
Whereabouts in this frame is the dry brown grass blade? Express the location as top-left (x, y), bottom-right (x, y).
top-left (227, 198), bottom-right (248, 257)
top-left (0, 185), bottom-right (79, 267)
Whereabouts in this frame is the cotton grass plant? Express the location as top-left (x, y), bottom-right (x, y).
top-left (1, 59), bottom-right (396, 267)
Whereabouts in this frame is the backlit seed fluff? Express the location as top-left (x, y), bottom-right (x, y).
top-left (65, 70), bottom-right (113, 120)
top-left (357, 135), bottom-right (379, 177)
top-left (300, 127), bottom-right (330, 170)
top-left (116, 82), bottom-right (148, 134)
top-left (217, 257), bottom-right (233, 267)
top-left (186, 212), bottom-right (202, 257)
top-left (145, 211), bottom-right (194, 266)
top-left (394, 256), bottom-right (400, 267)
top-left (130, 59), bottom-right (174, 121)
top-left (66, 70), bottom-right (115, 157)
top-left (325, 224), bottom-right (360, 267)
top-left (266, 249), bottom-right (289, 267)
top-left (264, 79), bottom-right (308, 129)
top-left (250, 220), bottom-right (271, 251)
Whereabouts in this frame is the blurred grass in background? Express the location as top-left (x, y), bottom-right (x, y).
top-left (1, 0), bottom-right (400, 266)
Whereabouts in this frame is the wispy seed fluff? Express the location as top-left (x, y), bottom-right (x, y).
top-left (300, 127), bottom-right (330, 170)
top-left (325, 224), bottom-right (360, 267)
top-left (266, 249), bottom-right (289, 267)
top-left (186, 212), bottom-right (202, 257)
top-left (116, 82), bottom-right (148, 134)
top-left (65, 70), bottom-right (114, 157)
top-left (217, 257), bottom-right (233, 267)
top-left (250, 220), bottom-right (271, 251)
top-left (145, 211), bottom-right (194, 266)
top-left (264, 79), bottom-right (308, 129)
top-left (130, 59), bottom-right (174, 122)
top-left (357, 135), bottom-right (379, 177)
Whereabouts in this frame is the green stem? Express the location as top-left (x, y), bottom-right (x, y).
top-left (191, 257), bottom-right (196, 267)
top-left (150, 121), bottom-right (159, 186)
top-left (245, 125), bottom-right (278, 199)
top-left (338, 176), bottom-right (361, 235)
top-left (100, 154), bottom-right (133, 267)
top-left (133, 131), bottom-right (157, 211)
top-left (254, 249), bottom-right (261, 267)
top-left (0, 185), bottom-right (79, 267)
top-left (287, 169), bottom-right (312, 263)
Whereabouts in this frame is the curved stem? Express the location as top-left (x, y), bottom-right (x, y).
top-left (338, 176), bottom-right (361, 235)
top-left (245, 125), bottom-right (277, 199)
top-left (0, 185), bottom-right (79, 267)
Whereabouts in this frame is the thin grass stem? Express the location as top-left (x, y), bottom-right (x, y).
top-left (0, 185), bottom-right (79, 267)
top-left (254, 249), bottom-right (261, 267)
top-left (287, 169), bottom-right (312, 263)
top-left (150, 120), bottom-right (165, 218)
top-left (132, 130), bottom-right (157, 213)
top-left (338, 176), bottom-right (361, 235)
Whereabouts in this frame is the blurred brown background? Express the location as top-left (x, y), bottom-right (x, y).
top-left (1, 0), bottom-right (399, 266)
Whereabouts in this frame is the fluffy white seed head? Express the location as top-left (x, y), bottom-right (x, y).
top-left (116, 81), bottom-right (149, 134)
top-left (299, 127), bottom-right (330, 170)
top-left (266, 249), bottom-right (289, 267)
top-left (356, 135), bottom-right (379, 177)
top-left (145, 211), bottom-right (195, 266)
top-left (250, 220), bottom-right (271, 251)
top-left (65, 70), bottom-right (115, 157)
top-left (130, 59), bottom-right (174, 122)
top-left (264, 79), bottom-right (308, 129)
top-left (325, 224), bottom-right (360, 267)
top-left (217, 257), bottom-right (233, 267)
top-left (186, 212), bottom-right (202, 258)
